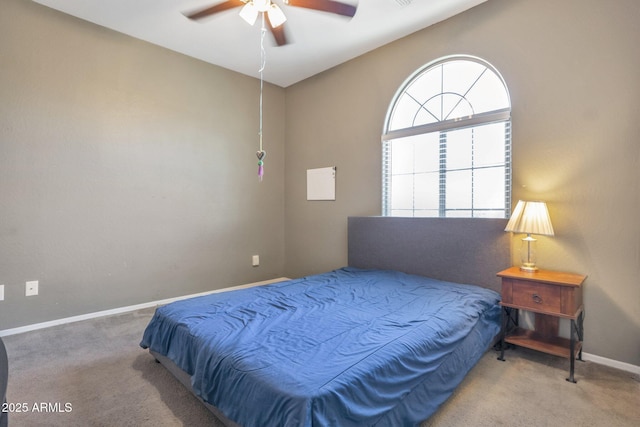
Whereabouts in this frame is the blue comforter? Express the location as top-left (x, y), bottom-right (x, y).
top-left (140, 267), bottom-right (501, 426)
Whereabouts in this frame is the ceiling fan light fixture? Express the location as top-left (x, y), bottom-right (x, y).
top-left (267, 4), bottom-right (287, 28)
top-left (254, 0), bottom-right (272, 12)
top-left (239, 2), bottom-right (259, 25)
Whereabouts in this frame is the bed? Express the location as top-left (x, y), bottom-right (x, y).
top-left (140, 217), bottom-right (510, 426)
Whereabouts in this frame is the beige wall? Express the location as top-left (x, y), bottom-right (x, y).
top-left (0, 0), bottom-right (286, 329)
top-left (285, 0), bottom-right (640, 366)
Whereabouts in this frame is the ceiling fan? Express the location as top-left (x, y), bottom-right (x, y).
top-left (184, 0), bottom-right (358, 46)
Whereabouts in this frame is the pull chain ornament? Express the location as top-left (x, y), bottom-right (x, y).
top-left (256, 150), bottom-right (266, 181)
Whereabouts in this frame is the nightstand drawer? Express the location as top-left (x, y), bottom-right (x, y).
top-left (511, 280), bottom-right (561, 314)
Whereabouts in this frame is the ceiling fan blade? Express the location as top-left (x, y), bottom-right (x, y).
top-left (287, 0), bottom-right (357, 18)
top-left (185, 0), bottom-right (244, 20)
top-left (268, 19), bottom-right (289, 46)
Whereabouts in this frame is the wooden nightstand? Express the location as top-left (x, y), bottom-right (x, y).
top-left (496, 266), bottom-right (587, 382)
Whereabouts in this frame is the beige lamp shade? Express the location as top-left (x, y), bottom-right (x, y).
top-left (505, 200), bottom-right (554, 271)
top-left (504, 200), bottom-right (555, 236)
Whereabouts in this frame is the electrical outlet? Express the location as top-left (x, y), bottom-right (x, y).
top-left (0, 285), bottom-right (4, 301)
top-left (252, 255), bottom-right (260, 267)
top-left (26, 280), bottom-right (39, 296)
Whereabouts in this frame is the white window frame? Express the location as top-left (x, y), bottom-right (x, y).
top-left (382, 55), bottom-right (512, 218)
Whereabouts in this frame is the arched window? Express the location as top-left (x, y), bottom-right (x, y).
top-left (382, 55), bottom-right (511, 218)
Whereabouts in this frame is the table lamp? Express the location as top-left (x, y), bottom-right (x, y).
top-left (504, 200), bottom-right (555, 272)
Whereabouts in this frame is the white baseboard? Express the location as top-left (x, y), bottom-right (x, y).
top-left (0, 277), bottom-right (289, 338)
top-left (2, 277), bottom-right (638, 376)
top-left (582, 352), bottom-right (640, 375)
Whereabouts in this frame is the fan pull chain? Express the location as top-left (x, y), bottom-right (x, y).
top-left (256, 13), bottom-right (267, 181)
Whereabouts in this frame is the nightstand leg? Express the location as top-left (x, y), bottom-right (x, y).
top-left (498, 307), bottom-right (507, 361)
top-left (577, 311), bottom-right (585, 361)
top-left (498, 307), bottom-right (517, 361)
top-left (567, 318), bottom-right (577, 383)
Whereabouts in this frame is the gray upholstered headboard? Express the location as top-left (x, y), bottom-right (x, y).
top-left (348, 217), bottom-right (511, 292)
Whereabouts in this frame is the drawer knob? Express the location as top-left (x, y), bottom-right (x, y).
top-left (532, 293), bottom-right (543, 304)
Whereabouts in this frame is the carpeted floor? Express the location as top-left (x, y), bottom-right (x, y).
top-left (2, 308), bottom-right (639, 426)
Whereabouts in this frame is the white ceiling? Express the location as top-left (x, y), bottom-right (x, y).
top-left (32, 0), bottom-right (486, 87)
